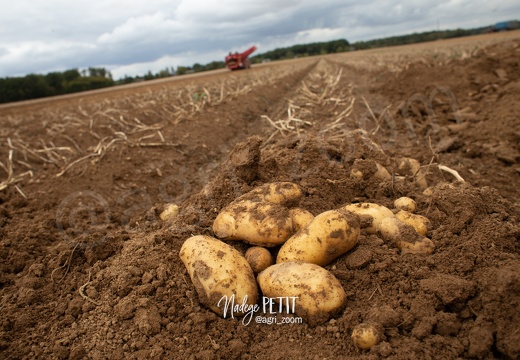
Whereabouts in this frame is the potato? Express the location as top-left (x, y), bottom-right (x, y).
top-left (422, 187), bottom-right (434, 196)
top-left (179, 235), bottom-right (258, 317)
top-left (159, 203), bottom-right (179, 221)
top-left (212, 200), bottom-right (293, 246)
top-left (398, 157), bottom-right (428, 190)
top-left (378, 217), bottom-right (435, 254)
top-left (374, 162), bottom-right (392, 181)
top-left (277, 209), bottom-right (360, 266)
top-left (351, 323), bottom-right (383, 350)
top-left (245, 246), bottom-right (273, 274)
top-left (350, 159), bottom-right (391, 181)
top-left (342, 203), bottom-right (394, 234)
top-left (257, 262), bottom-right (346, 325)
top-left (393, 197), bottom-right (416, 213)
top-left (396, 210), bottom-right (430, 236)
top-left (236, 182), bottom-right (303, 206)
top-left (289, 208), bottom-right (315, 232)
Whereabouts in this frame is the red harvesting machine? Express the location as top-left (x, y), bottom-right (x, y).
top-left (225, 46), bottom-right (257, 70)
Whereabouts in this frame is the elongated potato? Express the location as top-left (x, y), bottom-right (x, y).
top-left (212, 200), bottom-right (293, 246)
top-left (396, 210), bottom-right (430, 236)
top-left (342, 203), bottom-right (394, 234)
top-left (289, 208), bottom-right (315, 232)
top-left (257, 262), bottom-right (347, 325)
top-left (236, 182), bottom-right (303, 206)
top-left (179, 235), bottom-right (258, 316)
top-left (277, 209), bottom-right (360, 266)
top-left (378, 217), bottom-right (434, 254)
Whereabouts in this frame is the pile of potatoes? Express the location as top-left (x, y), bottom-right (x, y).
top-left (179, 182), bottom-right (434, 327)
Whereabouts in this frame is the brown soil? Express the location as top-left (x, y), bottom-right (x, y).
top-left (1, 32), bottom-right (519, 360)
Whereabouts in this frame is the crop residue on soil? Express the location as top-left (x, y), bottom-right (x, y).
top-left (0, 32), bottom-right (519, 359)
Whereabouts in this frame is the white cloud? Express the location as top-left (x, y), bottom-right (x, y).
top-left (97, 12), bottom-right (183, 45)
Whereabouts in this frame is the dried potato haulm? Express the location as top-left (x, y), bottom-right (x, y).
top-left (212, 182), bottom-right (303, 246)
top-left (179, 235), bottom-right (258, 317)
top-left (277, 209), bottom-right (360, 266)
top-left (257, 262), bottom-right (347, 325)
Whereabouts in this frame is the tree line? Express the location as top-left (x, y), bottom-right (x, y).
top-left (0, 68), bottom-right (115, 104)
top-left (350, 27), bottom-right (489, 50)
top-left (251, 39), bottom-right (350, 63)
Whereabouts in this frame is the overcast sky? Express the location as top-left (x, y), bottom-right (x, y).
top-left (1, 0), bottom-right (519, 79)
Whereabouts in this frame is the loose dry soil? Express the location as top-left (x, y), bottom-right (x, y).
top-left (0, 31), bottom-right (519, 360)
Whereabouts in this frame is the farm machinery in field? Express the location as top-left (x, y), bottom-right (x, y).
top-left (225, 46), bottom-right (257, 70)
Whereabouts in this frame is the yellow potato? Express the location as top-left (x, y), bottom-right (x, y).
top-left (236, 182), bottom-right (303, 205)
top-left (398, 157), bottom-right (428, 190)
top-left (378, 217), bottom-right (435, 254)
top-left (159, 203), bottom-right (179, 221)
top-left (212, 200), bottom-right (293, 247)
top-left (351, 323), bottom-right (383, 350)
top-left (289, 208), bottom-right (315, 232)
top-left (350, 159), bottom-right (391, 181)
top-left (277, 210), bottom-right (360, 266)
top-left (393, 197), bottom-right (416, 213)
top-left (245, 246), bottom-right (273, 274)
top-left (422, 187), bottom-right (434, 196)
top-left (374, 162), bottom-right (392, 181)
top-left (257, 262), bottom-right (346, 325)
top-left (342, 203), bottom-right (394, 234)
top-left (179, 235), bottom-right (258, 317)
top-left (396, 210), bottom-right (430, 236)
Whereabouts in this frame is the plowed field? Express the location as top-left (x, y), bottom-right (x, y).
top-left (1, 31), bottom-right (519, 359)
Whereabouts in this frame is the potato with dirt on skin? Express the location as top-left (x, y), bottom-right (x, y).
top-left (393, 197), bottom-right (417, 213)
top-left (245, 246), bottom-right (273, 274)
top-left (212, 200), bottom-right (294, 247)
top-left (398, 157), bottom-right (428, 190)
top-left (396, 210), bottom-right (430, 236)
top-left (351, 322), bottom-right (383, 350)
top-left (159, 203), bottom-right (179, 221)
top-left (289, 208), bottom-right (314, 232)
top-left (212, 182), bottom-right (303, 247)
top-left (277, 209), bottom-right (360, 266)
top-left (179, 235), bottom-right (258, 317)
top-left (257, 262), bottom-right (347, 326)
top-left (350, 159), bottom-right (391, 181)
top-left (342, 203), bottom-right (394, 234)
top-left (235, 181), bottom-right (303, 205)
top-left (378, 216), bottom-right (435, 254)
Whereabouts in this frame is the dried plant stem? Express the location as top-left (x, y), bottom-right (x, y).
top-left (439, 164), bottom-right (466, 182)
top-left (79, 269), bottom-right (101, 306)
